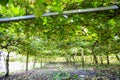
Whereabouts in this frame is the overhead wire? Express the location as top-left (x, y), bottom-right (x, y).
top-left (0, 5), bottom-right (119, 23)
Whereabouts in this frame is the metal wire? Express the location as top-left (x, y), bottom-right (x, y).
top-left (0, 5), bottom-right (119, 23)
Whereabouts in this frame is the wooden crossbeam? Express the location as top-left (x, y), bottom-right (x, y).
top-left (0, 5), bottom-right (119, 23)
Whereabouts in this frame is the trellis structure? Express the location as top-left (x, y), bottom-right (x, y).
top-left (0, 5), bottom-right (119, 23)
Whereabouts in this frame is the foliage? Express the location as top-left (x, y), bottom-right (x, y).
top-left (52, 71), bottom-right (70, 80)
top-left (0, 0), bottom-right (120, 76)
top-left (0, 0), bottom-right (119, 58)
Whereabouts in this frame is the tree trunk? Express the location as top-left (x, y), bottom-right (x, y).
top-left (106, 52), bottom-right (110, 65)
top-left (44, 57), bottom-right (46, 65)
top-left (69, 56), bottom-right (72, 63)
top-left (5, 52), bottom-right (10, 77)
top-left (92, 50), bottom-right (98, 64)
top-left (26, 52), bottom-right (29, 71)
top-left (72, 55), bottom-right (76, 66)
top-left (66, 55), bottom-right (71, 65)
top-left (115, 53), bottom-right (120, 61)
top-left (92, 41), bottom-right (98, 65)
top-left (45, 57), bottom-right (47, 63)
top-left (33, 55), bottom-right (36, 69)
top-left (81, 48), bottom-right (84, 68)
top-left (91, 55), bottom-right (93, 64)
top-left (70, 56), bottom-right (73, 65)
top-left (100, 56), bottom-right (103, 65)
top-left (40, 57), bottom-right (42, 68)
top-left (66, 57), bottom-right (69, 63)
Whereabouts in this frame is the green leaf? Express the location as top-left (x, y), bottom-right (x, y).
top-left (51, 6), bottom-right (63, 12)
top-left (34, 4), bottom-right (46, 17)
top-left (35, 0), bottom-right (44, 5)
top-left (108, 19), bottom-right (116, 26)
top-left (16, 0), bottom-right (24, 4)
top-left (0, 0), bottom-right (9, 6)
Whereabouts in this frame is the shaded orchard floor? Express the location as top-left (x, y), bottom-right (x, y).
top-left (0, 68), bottom-right (119, 80)
top-left (0, 63), bottom-right (120, 80)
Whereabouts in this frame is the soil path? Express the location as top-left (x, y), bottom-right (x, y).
top-left (0, 68), bottom-right (118, 80)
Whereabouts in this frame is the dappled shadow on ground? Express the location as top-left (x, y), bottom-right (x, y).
top-left (0, 63), bottom-right (120, 80)
top-left (0, 67), bottom-right (119, 80)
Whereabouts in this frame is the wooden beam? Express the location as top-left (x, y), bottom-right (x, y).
top-left (0, 5), bottom-right (119, 23)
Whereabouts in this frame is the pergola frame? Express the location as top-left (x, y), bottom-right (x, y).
top-left (0, 5), bottom-right (119, 23)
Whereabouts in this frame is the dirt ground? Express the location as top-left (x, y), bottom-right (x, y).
top-left (0, 67), bottom-right (119, 80)
top-left (0, 62), bottom-right (120, 80)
